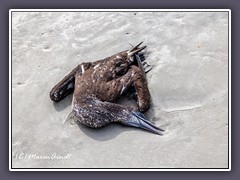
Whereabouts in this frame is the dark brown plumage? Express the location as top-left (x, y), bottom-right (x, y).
top-left (50, 42), bottom-right (164, 135)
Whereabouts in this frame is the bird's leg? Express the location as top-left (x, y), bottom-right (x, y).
top-left (50, 62), bottom-right (91, 102)
top-left (126, 53), bottom-right (153, 100)
top-left (111, 65), bottom-right (151, 112)
top-left (130, 65), bottom-right (151, 112)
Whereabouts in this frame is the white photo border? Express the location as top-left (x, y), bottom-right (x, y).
top-left (9, 9), bottom-right (231, 171)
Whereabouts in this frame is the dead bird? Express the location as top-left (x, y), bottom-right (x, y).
top-left (50, 42), bottom-right (164, 135)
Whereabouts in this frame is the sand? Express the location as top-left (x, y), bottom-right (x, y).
top-left (11, 11), bottom-right (229, 169)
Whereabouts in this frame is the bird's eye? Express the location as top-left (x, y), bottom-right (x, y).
top-left (116, 61), bottom-right (123, 67)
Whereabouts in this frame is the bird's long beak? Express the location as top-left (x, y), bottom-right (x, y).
top-left (125, 111), bottom-right (164, 135)
top-left (127, 41), bottom-right (147, 57)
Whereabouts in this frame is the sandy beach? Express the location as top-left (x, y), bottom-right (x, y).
top-left (11, 11), bottom-right (229, 168)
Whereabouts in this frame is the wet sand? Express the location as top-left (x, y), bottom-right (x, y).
top-left (11, 11), bottom-right (229, 168)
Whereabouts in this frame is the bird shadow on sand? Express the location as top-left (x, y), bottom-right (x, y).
top-left (64, 111), bottom-right (137, 141)
top-left (77, 123), bottom-right (136, 141)
top-left (51, 94), bottom-right (131, 141)
top-left (53, 94), bottom-right (73, 112)
top-left (52, 93), bottom-right (161, 141)
top-left (66, 111), bottom-right (161, 142)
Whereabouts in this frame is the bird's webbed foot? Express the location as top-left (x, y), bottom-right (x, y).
top-left (135, 52), bottom-right (153, 74)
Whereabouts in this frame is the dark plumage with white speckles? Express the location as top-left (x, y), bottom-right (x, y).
top-left (50, 42), bottom-right (164, 135)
